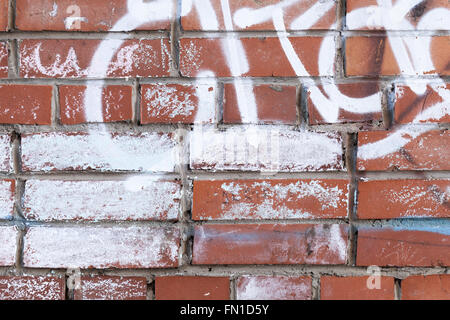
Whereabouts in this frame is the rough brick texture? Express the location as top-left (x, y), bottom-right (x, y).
top-left (193, 179), bottom-right (349, 220)
top-left (236, 276), bottom-right (312, 300)
top-left (0, 276), bottom-right (65, 300)
top-left (320, 276), bottom-right (395, 300)
top-left (74, 276), bottom-right (147, 300)
top-left (193, 224), bottom-right (348, 265)
top-left (0, 42), bottom-right (8, 78)
top-left (155, 276), bottom-right (230, 300)
top-left (402, 275), bottom-right (450, 300)
top-left (0, 85), bottom-right (52, 124)
top-left (1, 0), bottom-right (449, 300)
top-left (59, 85), bottom-right (132, 124)
top-left (23, 226), bottom-right (180, 269)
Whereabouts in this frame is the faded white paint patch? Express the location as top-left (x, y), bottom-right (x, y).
top-left (23, 226), bottom-right (179, 269)
top-left (0, 134), bottom-right (10, 172)
top-left (23, 180), bottom-right (181, 221)
top-left (0, 180), bottom-right (14, 219)
top-left (0, 276), bottom-right (64, 300)
top-left (77, 277), bottom-right (146, 300)
top-left (190, 126), bottom-right (343, 172)
top-left (0, 226), bottom-right (17, 265)
top-left (237, 276), bottom-right (310, 300)
top-left (21, 132), bottom-right (177, 172)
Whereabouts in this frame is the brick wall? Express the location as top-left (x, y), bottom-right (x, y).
top-left (0, 0), bottom-right (449, 300)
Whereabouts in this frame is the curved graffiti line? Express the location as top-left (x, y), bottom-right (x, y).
top-left (72, 0), bottom-right (449, 189)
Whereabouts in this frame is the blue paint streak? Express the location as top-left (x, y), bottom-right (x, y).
top-left (384, 219), bottom-right (450, 236)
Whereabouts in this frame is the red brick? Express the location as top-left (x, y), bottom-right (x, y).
top-left (59, 85), bottom-right (132, 124)
top-left (358, 179), bottom-right (450, 219)
top-left (0, 85), bottom-right (52, 125)
top-left (0, 179), bottom-right (14, 220)
top-left (236, 276), bottom-right (311, 300)
top-left (23, 226), bottom-right (180, 269)
top-left (0, 42), bottom-right (8, 78)
top-left (0, 134), bottom-right (10, 172)
top-left (307, 82), bottom-right (382, 124)
top-left (16, 0), bottom-right (173, 31)
top-left (21, 132), bottom-right (177, 172)
top-left (190, 126), bottom-right (344, 172)
top-left (402, 275), bottom-right (450, 300)
top-left (394, 83), bottom-right (450, 124)
top-left (0, 0), bottom-right (8, 31)
top-left (0, 226), bottom-right (17, 266)
top-left (193, 224), bottom-right (348, 265)
top-left (346, 36), bottom-right (450, 76)
top-left (357, 227), bottom-right (450, 267)
top-left (74, 276), bottom-right (147, 300)
top-left (0, 276), bottom-right (65, 300)
top-left (182, 0), bottom-right (336, 31)
top-left (320, 276), bottom-right (395, 300)
top-left (155, 276), bottom-right (230, 300)
top-left (347, 0), bottom-right (450, 30)
top-left (357, 129), bottom-right (450, 171)
top-left (192, 179), bottom-right (349, 220)
top-left (140, 83), bottom-right (216, 124)
top-left (180, 37), bottom-right (334, 77)
top-left (224, 84), bottom-right (297, 124)
top-left (23, 180), bottom-right (181, 221)
top-left (20, 39), bottom-right (171, 78)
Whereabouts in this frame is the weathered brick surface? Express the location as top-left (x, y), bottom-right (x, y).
top-left (23, 226), bottom-right (180, 269)
top-left (307, 82), bottom-right (382, 124)
top-left (0, 226), bottom-right (17, 266)
top-left (357, 129), bottom-right (450, 171)
top-left (0, 276), bottom-right (65, 300)
top-left (347, 0), bottom-right (450, 30)
top-left (0, 179), bottom-right (14, 219)
top-left (180, 37), bottom-right (334, 77)
top-left (193, 224), bottom-right (348, 265)
top-left (155, 276), bottom-right (230, 300)
top-left (182, 0), bottom-right (337, 31)
top-left (20, 39), bottom-right (171, 78)
top-left (74, 276), bottom-right (147, 300)
top-left (357, 179), bottom-right (450, 219)
top-left (0, 0), bottom-right (8, 31)
top-left (346, 36), bottom-right (450, 76)
top-left (59, 85), bottom-right (132, 124)
top-left (0, 134), bottom-right (10, 172)
top-left (320, 276), bottom-right (395, 300)
top-left (357, 227), bottom-right (450, 267)
top-left (394, 83), bottom-right (450, 124)
top-left (16, 0), bottom-right (174, 31)
top-left (190, 127), bottom-right (344, 172)
top-left (23, 180), bottom-right (181, 221)
top-left (193, 179), bottom-right (349, 220)
top-left (0, 42), bottom-right (8, 78)
top-left (236, 276), bottom-right (312, 300)
top-left (224, 84), bottom-right (297, 124)
top-left (1, 0), bottom-right (449, 300)
top-left (21, 132), bottom-right (177, 172)
top-left (0, 85), bottom-right (53, 125)
top-left (140, 83), bottom-right (216, 124)
top-left (402, 275), bottom-right (450, 300)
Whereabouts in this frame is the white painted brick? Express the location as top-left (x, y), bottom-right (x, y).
top-left (23, 179), bottom-right (181, 221)
top-left (0, 276), bottom-right (65, 300)
top-left (21, 132), bottom-right (178, 172)
top-left (0, 134), bottom-right (11, 172)
top-left (23, 226), bottom-right (180, 269)
top-left (190, 126), bottom-right (344, 171)
top-left (0, 226), bottom-right (17, 266)
top-left (0, 180), bottom-right (14, 219)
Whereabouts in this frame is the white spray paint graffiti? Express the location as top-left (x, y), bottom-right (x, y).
top-left (22, 0), bottom-right (447, 189)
